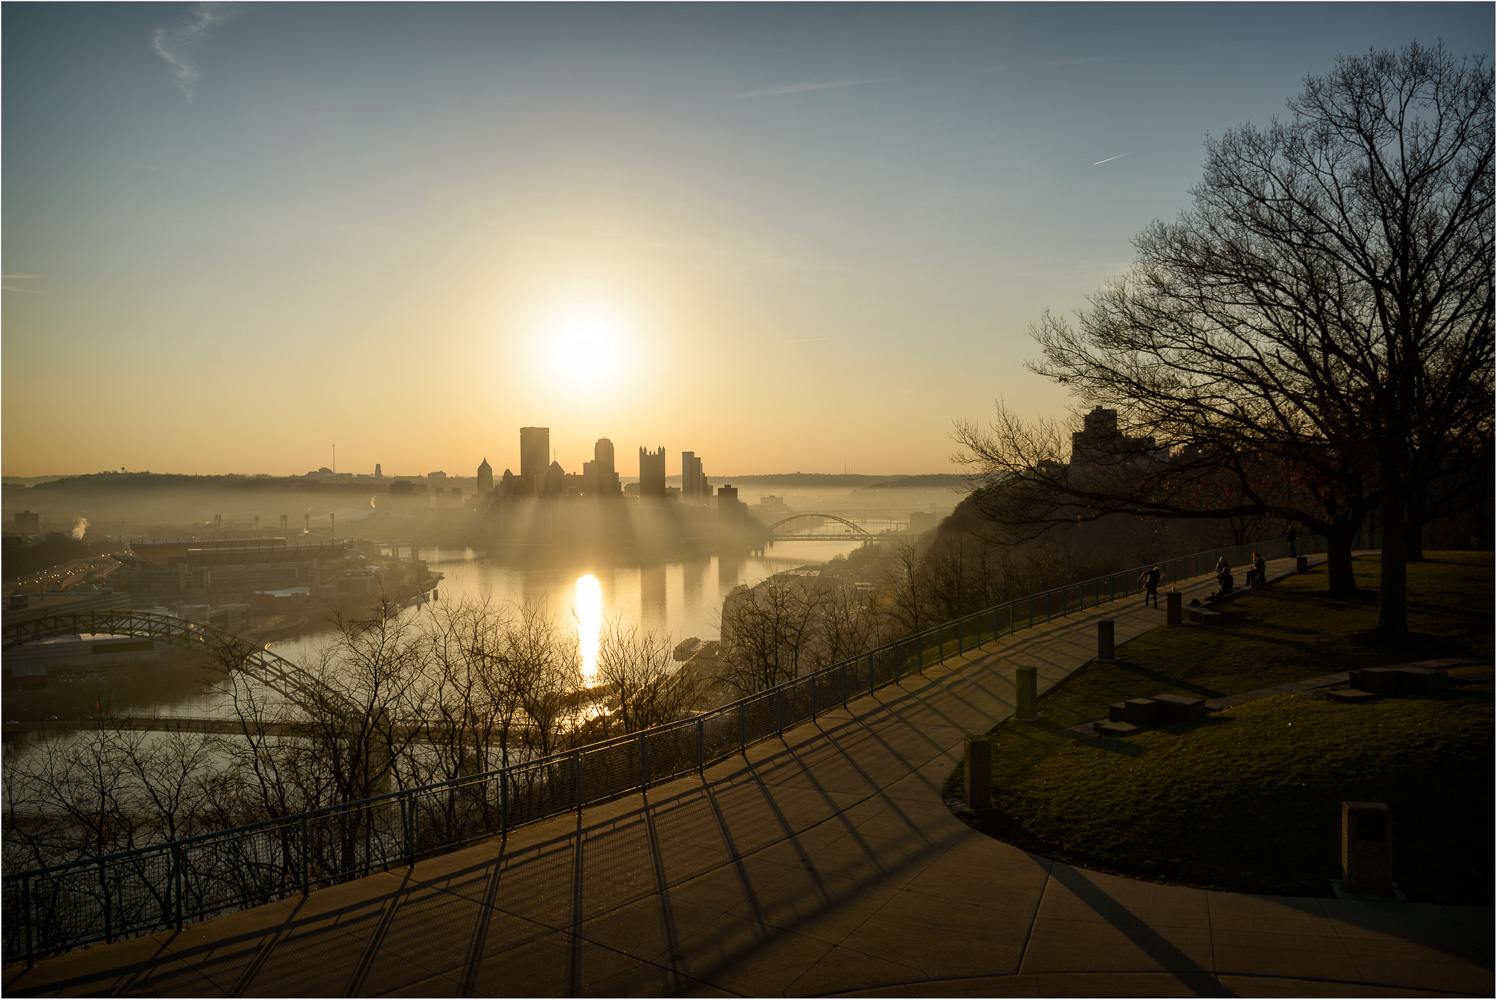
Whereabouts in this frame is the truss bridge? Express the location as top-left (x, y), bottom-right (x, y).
top-left (2, 610), bottom-right (335, 711)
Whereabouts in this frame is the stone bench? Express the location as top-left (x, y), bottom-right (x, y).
top-left (1349, 665), bottom-right (1449, 696)
top-left (1104, 692), bottom-right (1207, 730)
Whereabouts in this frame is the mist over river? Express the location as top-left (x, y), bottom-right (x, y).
top-left (268, 536), bottom-right (871, 680)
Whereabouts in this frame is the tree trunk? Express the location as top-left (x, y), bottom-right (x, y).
top-left (1376, 463), bottom-right (1410, 642)
top-left (1404, 522), bottom-right (1426, 562)
top-left (1324, 523), bottom-right (1360, 597)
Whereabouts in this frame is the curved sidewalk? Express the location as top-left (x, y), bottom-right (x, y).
top-left (5, 556), bottom-right (1492, 997)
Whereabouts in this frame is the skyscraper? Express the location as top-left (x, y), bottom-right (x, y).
top-left (520, 427), bottom-right (549, 495)
top-left (639, 447), bottom-right (667, 497)
top-left (595, 438), bottom-right (615, 475)
top-left (682, 451), bottom-right (706, 499)
top-left (585, 438), bottom-right (621, 496)
top-left (476, 457), bottom-right (493, 498)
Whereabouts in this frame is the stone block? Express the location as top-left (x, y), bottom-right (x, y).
top-left (1107, 701), bottom-right (1129, 723)
top-left (1094, 720), bottom-right (1142, 737)
top-left (964, 734), bottom-right (992, 810)
top-left (1295, 555), bottom-right (1309, 572)
top-left (1151, 693), bottom-right (1206, 722)
top-left (1122, 697), bottom-right (1161, 726)
top-left (1350, 665), bottom-right (1450, 697)
top-left (1188, 607), bottom-right (1222, 624)
top-left (1324, 688), bottom-right (1379, 705)
top-left (1342, 801), bottom-right (1394, 895)
top-left (1166, 591), bottom-right (1182, 625)
top-left (1015, 666), bottom-right (1037, 721)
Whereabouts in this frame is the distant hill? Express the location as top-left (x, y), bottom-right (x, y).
top-left (855, 474), bottom-right (968, 491)
top-left (713, 474), bottom-right (892, 488)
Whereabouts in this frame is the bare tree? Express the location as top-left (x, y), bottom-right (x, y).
top-left (718, 576), bottom-right (826, 696)
top-left (593, 619), bottom-right (699, 734)
top-left (960, 42), bottom-right (1493, 635)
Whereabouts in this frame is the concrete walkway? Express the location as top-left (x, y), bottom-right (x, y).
top-left (5, 556), bottom-right (1492, 997)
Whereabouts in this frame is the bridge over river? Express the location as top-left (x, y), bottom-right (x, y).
top-left (763, 510), bottom-right (910, 541)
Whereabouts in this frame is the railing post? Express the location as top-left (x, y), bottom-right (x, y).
top-left (22, 873), bottom-right (34, 968)
top-left (696, 717), bottom-right (704, 773)
top-left (500, 770), bottom-right (510, 832)
top-left (738, 703), bottom-right (747, 753)
top-left (100, 861), bottom-right (112, 944)
top-left (638, 734), bottom-right (649, 788)
top-left (841, 660), bottom-right (849, 706)
top-left (405, 790), bottom-right (417, 866)
top-left (574, 752), bottom-right (584, 813)
top-left (1028, 595), bottom-right (1033, 627)
top-left (915, 633), bottom-right (922, 672)
top-left (171, 841), bottom-right (184, 930)
top-left (775, 688), bottom-right (784, 737)
top-left (301, 814), bottom-right (311, 893)
top-left (956, 618), bottom-right (963, 653)
top-left (867, 652), bottom-right (875, 695)
top-left (811, 673), bottom-right (819, 718)
top-left (1046, 591), bottom-right (1051, 622)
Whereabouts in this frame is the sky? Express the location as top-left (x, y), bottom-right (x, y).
top-left (4, 3), bottom-right (1492, 479)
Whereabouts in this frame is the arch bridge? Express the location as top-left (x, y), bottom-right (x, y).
top-left (3, 611), bottom-right (334, 710)
top-left (764, 513), bottom-right (884, 541)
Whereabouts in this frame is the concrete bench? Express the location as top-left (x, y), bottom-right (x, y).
top-left (1350, 665), bottom-right (1449, 696)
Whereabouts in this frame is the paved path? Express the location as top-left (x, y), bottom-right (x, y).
top-left (5, 556), bottom-right (1492, 997)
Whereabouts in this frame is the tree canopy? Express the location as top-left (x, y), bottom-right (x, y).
top-left (959, 41), bottom-right (1494, 638)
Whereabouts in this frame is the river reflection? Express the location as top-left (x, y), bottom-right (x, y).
top-left (265, 538), bottom-right (866, 678)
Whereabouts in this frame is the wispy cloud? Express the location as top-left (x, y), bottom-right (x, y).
top-left (3, 273), bottom-right (45, 294)
top-left (153, 3), bottom-right (237, 103)
top-left (1093, 153), bottom-right (1130, 166)
top-left (734, 76), bottom-right (904, 100)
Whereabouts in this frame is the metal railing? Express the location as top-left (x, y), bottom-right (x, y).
top-left (0, 531), bottom-right (1386, 965)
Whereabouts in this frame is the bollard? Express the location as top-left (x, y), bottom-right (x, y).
top-left (964, 734), bottom-right (992, 810)
top-left (1097, 620), bottom-right (1115, 662)
top-left (1342, 801), bottom-right (1394, 895)
top-left (1166, 591), bottom-right (1182, 625)
top-left (1296, 555), bottom-right (1309, 573)
top-left (1015, 666), bottom-right (1037, 721)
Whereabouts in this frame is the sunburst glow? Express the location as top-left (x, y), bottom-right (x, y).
top-left (574, 573), bottom-right (603, 682)
top-left (543, 308), bottom-right (628, 390)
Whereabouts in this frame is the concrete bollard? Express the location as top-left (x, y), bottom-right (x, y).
top-left (1296, 555), bottom-right (1309, 573)
top-left (1015, 666), bottom-right (1038, 721)
top-left (964, 735), bottom-right (992, 810)
top-left (1097, 620), bottom-right (1115, 661)
top-left (1166, 591), bottom-right (1182, 625)
top-left (1342, 801), bottom-right (1394, 895)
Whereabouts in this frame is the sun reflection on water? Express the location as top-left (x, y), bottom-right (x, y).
top-left (574, 573), bottom-right (602, 683)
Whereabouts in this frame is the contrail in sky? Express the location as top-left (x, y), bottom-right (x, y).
top-left (735, 77), bottom-right (903, 99)
top-left (1093, 153), bottom-right (1130, 166)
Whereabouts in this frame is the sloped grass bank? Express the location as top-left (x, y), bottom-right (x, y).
top-left (952, 552), bottom-right (1494, 902)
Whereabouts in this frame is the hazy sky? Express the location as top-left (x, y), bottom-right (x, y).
top-left (4, 3), bottom-right (1491, 478)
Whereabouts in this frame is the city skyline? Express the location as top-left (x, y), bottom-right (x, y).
top-left (4, 4), bottom-right (1490, 477)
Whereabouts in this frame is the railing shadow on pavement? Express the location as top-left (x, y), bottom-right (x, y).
top-left (3, 533), bottom-right (1383, 967)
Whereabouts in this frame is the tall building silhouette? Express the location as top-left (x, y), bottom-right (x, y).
top-left (476, 457), bottom-right (493, 498)
top-left (682, 451), bottom-right (707, 499)
top-left (520, 426), bottom-right (550, 496)
top-left (584, 438), bottom-right (621, 496)
top-left (595, 437), bottom-right (615, 475)
top-left (638, 447), bottom-right (667, 497)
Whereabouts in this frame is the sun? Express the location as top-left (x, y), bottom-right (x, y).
top-left (542, 307), bottom-right (628, 390)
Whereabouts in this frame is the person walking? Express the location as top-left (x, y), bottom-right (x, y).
top-left (1140, 565), bottom-right (1162, 608)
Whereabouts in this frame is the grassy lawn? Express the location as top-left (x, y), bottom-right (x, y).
top-left (952, 551), bottom-right (1494, 902)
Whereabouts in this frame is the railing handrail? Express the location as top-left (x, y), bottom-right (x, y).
top-left (10, 530), bottom-right (1413, 963)
top-left (1, 532), bottom-right (1345, 888)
